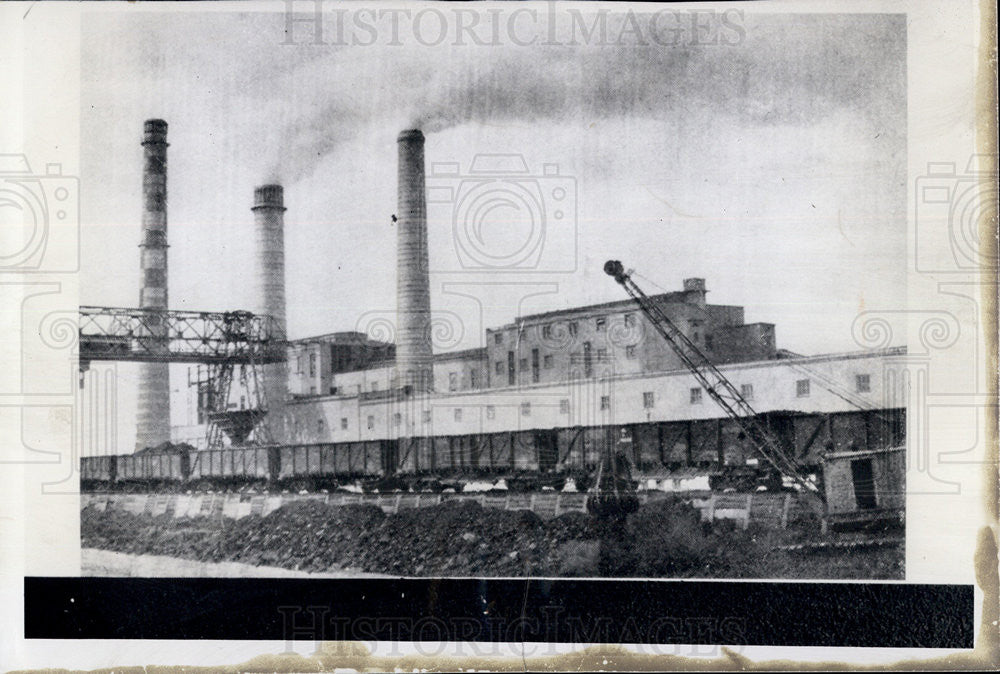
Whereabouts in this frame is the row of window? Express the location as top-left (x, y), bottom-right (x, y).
top-left (494, 313), bottom-right (639, 346)
top-left (493, 344), bottom-right (640, 383)
top-left (306, 374), bottom-right (875, 433)
top-left (334, 403), bottom-right (542, 433)
top-left (447, 370), bottom-right (480, 391)
top-left (308, 374), bottom-right (872, 407)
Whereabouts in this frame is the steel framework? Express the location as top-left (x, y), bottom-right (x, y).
top-left (603, 260), bottom-right (823, 509)
top-left (78, 306), bottom-right (285, 366)
top-left (80, 306), bottom-right (285, 449)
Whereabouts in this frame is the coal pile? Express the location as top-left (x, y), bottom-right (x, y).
top-left (82, 496), bottom-right (730, 577)
top-left (81, 505), bottom-right (221, 560)
top-left (346, 500), bottom-right (550, 576)
top-left (135, 441), bottom-right (196, 455)
top-left (208, 500), bottom-right (385, 571)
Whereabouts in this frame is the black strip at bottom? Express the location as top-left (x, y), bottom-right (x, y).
top-left (25, 577), bottom-right (973, 648)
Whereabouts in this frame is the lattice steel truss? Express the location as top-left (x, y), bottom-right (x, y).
top-left (188, 360), bottom-right (270, 448)
top-left (80, 306), bottom-right (285, 448)
top-left (603, 260), bottom-right (824, 515)
top-left (79, 306), bottom-right (285, 365)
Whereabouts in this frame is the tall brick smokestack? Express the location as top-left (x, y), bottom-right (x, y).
top-left (251, 184), bottom-right (289, 440)
top-left (396, 129), bottom-right (433, 391)
top-left (135, 119), bottom-right (171, 450)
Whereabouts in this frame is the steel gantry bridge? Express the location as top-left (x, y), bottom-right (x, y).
top-left (78, 306), bottom-right (286, 448)
top-left (78, 306), bottom-right (286, 367)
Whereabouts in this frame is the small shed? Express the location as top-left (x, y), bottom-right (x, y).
top-left (821, 446), bottom-right (904, 527)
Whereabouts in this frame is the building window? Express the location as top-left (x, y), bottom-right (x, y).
top-left (309, 386), bottom-right (316, 395)
top-left (317, 419), bottom-right (325, 434)
top-left (521, 402), bottom-right (531, 417)
top-left (704, 334), bottom-right (714, 350)
top-left (448, 371), bottom-right (458, 391)
top-left (556, 399), bottom-right (568, 414)
top-left (470, 370), bottom-right (479, 388)
top-left (329, 386), bottom-right (337, 395)
top-left (596, 317), bottom-right (606, 331)
top-left (519, 357), bottom-right (528, 371)
top-left (494, 332), bottom-right (503, 345)
top-left (625, 345), bottom-right (636, 359)
top-left (196, 384), bottom-right (212, 424)
top-left (583, 341), bottom-right (593, 378)
top-left (796, 379), bottom-right (810, 397)
top-left (507, 351), bottom-right (515, 386)
top-left (624, 313), bottom-right (635, 327)
top-left (568, 321), bottom-right (579, 336)
top-left (600, 395), bottom-right (610, 410)
top-left (486, 405), bottom-right (496, 420)
top-left (741, 384), bottom-right (754, 400)
top-left (296, 355), bottom-right (303, 373)
top-left (641, 392), bottom-right (654, 408)
top-left (340, 417), bottom-right (348, 430)
top-left (690, 388), bottom-right (702, 404)
top-left (454, 408), bottom-right (462, 422)
top-left (596, 347), bottom-right (608, 362)
top-left (309, 353), bottom-right (316, 377)
top-left (542, 325), bottom-right (552, 339)
top-left (393, 413), bottom-right (401, 426)
top-left (371, 381), bottom-right (379, 392)
top-left (367, 415), bottom-right (375, 430)
top-left (495, 361), bottom-right (503, 375)
top-left (531, 348), bottom-right (540, 383)
top-left (856, 374), bottom-right (871, 393)
top-left (692, 331), bottom-right (700, 343)
top-left (422, 410), bottom-right (432, 423)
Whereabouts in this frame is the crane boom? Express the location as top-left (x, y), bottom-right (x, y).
top-left (603, 260), bottom-right (823, 503)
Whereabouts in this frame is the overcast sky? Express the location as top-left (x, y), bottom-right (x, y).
top-left (79, 8), bottom-right (906, 360)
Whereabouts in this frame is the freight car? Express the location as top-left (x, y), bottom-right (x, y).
top-left (189, 446), bottom-right (276, 490)
top-left (80, 455), bottom-right (116, 490)
top-left (79, 408), bottom-right (905, 493)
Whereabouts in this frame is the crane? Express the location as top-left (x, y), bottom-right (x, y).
top-left (603, 260), bottom-right (826, 518)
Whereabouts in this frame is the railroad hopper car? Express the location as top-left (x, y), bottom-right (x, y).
top-left (188, 447), bottom-right (275, 488)
top-left (114, 452), bottom-right (188, 486)
top-left (79, 408), bottom-right (904, 492)
top-left (277, 441), bottom-right (383, 490)
top-left (80, 455), bottom-right (116, 489)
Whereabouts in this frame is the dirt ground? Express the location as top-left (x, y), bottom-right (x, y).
top-left (80, 496), bottom-right (904, 579)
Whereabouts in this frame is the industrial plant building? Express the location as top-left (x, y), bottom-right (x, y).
top-left (81, 119), bottom-right (905, 479)
top-left (284, 276), bottom-right (775, 400)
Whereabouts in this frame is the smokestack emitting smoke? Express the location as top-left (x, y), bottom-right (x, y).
top-left (251, 184), bottom-right (289, 439)
top-left (135, 119), bottom-right (171, 450)
top-left (395, 129), bottom-right (433, 392)
top-left (245, 14), bottom-right (902, 185)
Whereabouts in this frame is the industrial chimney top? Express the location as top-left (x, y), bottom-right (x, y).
top-left (142, 119), bottom-right (168, 145)
top-left (253, 184), bottom-right (285, 210)
top-left (397, 128), bottom-right (424, 142)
